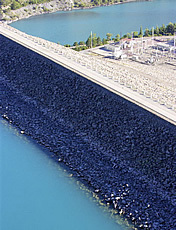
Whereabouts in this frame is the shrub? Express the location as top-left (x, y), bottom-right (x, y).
top-left (11, 0), bottom-right (22, 10)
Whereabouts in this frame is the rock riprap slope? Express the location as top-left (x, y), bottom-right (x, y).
top-left (0, 35), bottom-right (176, 230)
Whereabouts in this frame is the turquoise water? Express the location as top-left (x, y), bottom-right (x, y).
top-left (11, 0), bottom-right (176, 45)
top-left (0, 120), bottom-right (130, 230)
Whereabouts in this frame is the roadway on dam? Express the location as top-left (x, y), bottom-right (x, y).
top-left (0, 23), bottom-right (175, 125)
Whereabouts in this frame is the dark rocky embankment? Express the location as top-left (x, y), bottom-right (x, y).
top-left (0, 35), bottom-right (176, 229)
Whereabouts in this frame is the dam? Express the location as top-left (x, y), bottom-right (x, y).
top-left (0, 23), bottom-right (176, 125)
top-left (0, 23), bottom-right (176, 230)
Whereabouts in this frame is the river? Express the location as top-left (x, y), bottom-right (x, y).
top-left (11, 0), bottom-right (176, 45)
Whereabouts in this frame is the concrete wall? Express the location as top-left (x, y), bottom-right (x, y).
top-left (0, 35), bottom-right (176, 229)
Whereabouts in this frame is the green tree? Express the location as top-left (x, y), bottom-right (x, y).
top-left (97, 36), bottom-right (102, 46)
top-left (133, 31), bottom-right (138, 38)
top-left (79, 41), bottom-right (85, 45)
top-left (138, 26), bottom-right (143, 37)
top-left (144, 28), bottom-right (150, 37)
top-left (82, 46), bottom-right (88, 50)
top-left (115, 34), bottom-right (120, 41)
top-left (122, 34), bottom-right (127, 38)
top-left (90, 33), bottom-right (97, 47)
top-left (174, 23), bottom-right (176, 33)
top-left (102, 38), bottom-right (107, 45)
top-left (106, 33), bottom-right (113, 41)
top-left (11, 0), bottom-right (22, 10)
top-left (166, 22), bottom-right (175, 35)
top-left (155, 26), bottom-right (159, 36)
top-left (86, 37), bottom-right (91, 48)
top-left (159, 24), bottom-right (166, 35)
top-left (73, 42), bottom-right (78, 46)
top-left (92, 37), bottom-right (97, 47)
top-left (126, 33), bottom-right (131, 39)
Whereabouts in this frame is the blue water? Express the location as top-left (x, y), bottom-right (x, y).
top-left (0, 120), bottom-right (130, 230)
top-left (11, 0), bottom-right (176, 45)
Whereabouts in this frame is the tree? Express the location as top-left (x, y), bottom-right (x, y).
top-left (102, 38), bottom-right (107, 45)
top-left (133, 31), bottom-right (138, 38)
top-left (86, 37), bottom-right (91, 48)
top-left (166, 22), bottom-right (175, 35)
top-left (122, 34), bottom-right (127, 38)
top-left (174, 23), bottom-right (176, 33)
top-left (155, 26), bottom-right (159, 36)
top-left (11, 0), bottom-right (22, 10)
top-left (115, 34), bottom-right (120, 41)
top-left (93, 33), bottom-right (97, 38)
top-left (106, 33), bottom-right (113, 41)
top-left (82, 46), bottom-right (87, 50)
top-left (126, 33), bottom-right (131, 39)
top-left (92, 37), bottom-right (97, 47)
top-left (89, 33), bottom-right (97, 47)
top-left (79, 41), bottom-right (85, 45)
top-left (73, 42), bottom-right (78, 46)
top-left (97, 36), bottom-right (102, 46)
top-left (144, 28), bottom-right (150, 37)
top-left (159, 24), bottom-right (166, 35)
top-left (138, 26), bottom-right (143, 37)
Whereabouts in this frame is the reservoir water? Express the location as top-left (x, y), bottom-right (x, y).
top-left (0, 120), bottom-right (130, 230)
top-left (11, 0), bottom-right (176, 45)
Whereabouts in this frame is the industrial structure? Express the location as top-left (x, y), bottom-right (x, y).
top-left (101, 34), bottom-right (176, 66)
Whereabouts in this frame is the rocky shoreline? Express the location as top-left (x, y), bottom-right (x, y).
top-left (0, 34), bottom-right (176, 230)
top-left (1, 0), bottom-right (140, 24)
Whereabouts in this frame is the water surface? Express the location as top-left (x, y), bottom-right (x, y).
top-left (0, 120), bottom-right (130, 230)
top-left (11, 0), bottom-right (176, 45)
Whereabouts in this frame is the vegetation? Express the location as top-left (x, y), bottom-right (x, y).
top-left (0, 0), bottom-right (53, 11)
top-left (73, 0), bottom-right (127, 8)
top-left (0, 0), bottom-right (134, 13)
top-left (106, 32), bottom-right (113, 41)
top-left (138, 25), bottom-right (143, 37)
top-left (120, 22), bottom-right (176, 39)
top-left (42, 6), bottom-right (50, 12)
top-left (63, 22), bottom-right (176, 52)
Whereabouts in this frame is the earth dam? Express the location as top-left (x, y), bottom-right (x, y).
top-left (0, 27), bottom-right (176, 229)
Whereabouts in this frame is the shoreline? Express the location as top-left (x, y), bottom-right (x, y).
top-left (0, 118), bottom-right (131, 230)
top-left (1, 0), bottom-right (143, 24)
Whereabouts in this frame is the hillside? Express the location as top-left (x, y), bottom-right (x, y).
top-left (0, 0), bottom-right (133, 23)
